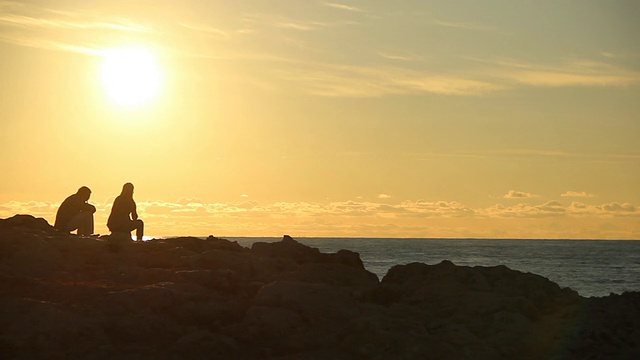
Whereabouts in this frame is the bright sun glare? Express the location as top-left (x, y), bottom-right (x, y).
top-left (100, 47), bottom-right (162, 108)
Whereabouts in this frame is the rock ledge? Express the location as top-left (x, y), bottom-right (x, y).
top-left (1, 215), bottom-right (639, 359)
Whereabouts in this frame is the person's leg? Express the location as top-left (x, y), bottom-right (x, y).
top-left (133, 219), bottom-right (144, 241)
top-left (77, 212), bottom-right (94, 235)
top-left (66, 212), bottom-right (92, 235)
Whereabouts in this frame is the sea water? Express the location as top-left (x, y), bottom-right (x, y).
top-left (223, 237), bottom-right (640, 298)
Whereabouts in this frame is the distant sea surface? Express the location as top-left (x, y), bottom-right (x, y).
top-left (216, 237), bottom-right (640, 298)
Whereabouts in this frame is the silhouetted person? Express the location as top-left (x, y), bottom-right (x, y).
top-left (54, 186), bottom-right (96, 235)
top-left (107, 182), bottom-right (144, 241)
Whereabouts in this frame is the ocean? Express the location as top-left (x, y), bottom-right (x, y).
top-left (222, 237), bottom-right (640, 298)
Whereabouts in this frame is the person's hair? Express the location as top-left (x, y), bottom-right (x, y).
top-left (121, 182), bottom-right (134, 197)
top-left (77, 186), bottom-right (91, 195)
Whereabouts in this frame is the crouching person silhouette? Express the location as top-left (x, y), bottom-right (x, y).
top-left (107, 183), bottom-right (144, 241)
top-left (54, 186), bottom-right (96, 235)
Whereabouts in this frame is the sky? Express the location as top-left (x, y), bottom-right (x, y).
top-left (1, 0), bottom-right (639, 239)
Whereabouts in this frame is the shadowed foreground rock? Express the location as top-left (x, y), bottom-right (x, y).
top-left (1, 215), bottom-right (639, 359)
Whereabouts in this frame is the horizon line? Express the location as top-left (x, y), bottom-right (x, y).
top-left (146, 235), bottom-right (640, 241)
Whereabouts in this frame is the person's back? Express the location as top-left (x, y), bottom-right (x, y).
top-left (55, 193), bottom-right (83, 229)
top-left (107, 194), bottom-right (135, 230)
top-left (54, 186), bottom-right (95, 235)
top-left (107, 183), bottom-right (144, 241)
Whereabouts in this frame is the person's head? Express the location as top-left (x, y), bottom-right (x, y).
top-left (121, 182), bottom-right (134, 197)
top-left (77, 186), bottom-right (91, 201)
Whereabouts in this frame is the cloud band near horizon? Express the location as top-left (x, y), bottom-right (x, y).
top-left (1, 197), bottom-right (638, 239)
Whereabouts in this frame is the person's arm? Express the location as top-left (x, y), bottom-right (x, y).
top-left (131, 201), bottom-right (138, 220)
top-left (82, 202), bottom-right (96, 213)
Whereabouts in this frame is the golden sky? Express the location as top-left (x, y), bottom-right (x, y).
top-left (1, 0), bottom-right (639, 239)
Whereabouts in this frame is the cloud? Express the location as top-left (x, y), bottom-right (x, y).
top-left (455, 149), bottom-right (640, 165)
top-left (431, 19), bottom-right (495, 32)
top-left (5, 1), bottom-right (637, 99)
top-left (4, 198), bottom-right (637, 224)
top-left (0, 1), bottom-right (151, 53)
top-left (2, 197), bottom-right (639, 238)
top-left (561, 191), bottom-right (594, 198)
top-left (378, 194), bottom-right (391, 199)
top-left (600, 202), bottom-right (637, 213)
top-left (279, 64), bottom-right (502, 97)
top-left (377, 51), bottom-right (424, 62)
top-left (397, 200), bottom-right (476, 218)
top-left (281, 55), bottom-right (640, 97)
top-left (176, 197), bottom-right (205, 205)
top-left (323, 2), bottom-right (365, 13)
top-left (0, 0), bottom-right (146, 33)
top-left (503, 190), bottom-right (539, 199)
top-left (0, 200), bottom-right (59, 217)
top-left (178, 22), bottom-right (229, 38)
top-left (538, 201), bottom-right (566, 213)
top-left (242, 13), bottom-right (352, 33)
top-left (484, 149), bottom-right (578, 158)
top-left (0, 13), bottom-right (148, 32)
top-left (483, 202), bottom-right (567, 218)
top-left (279, 54), bottom-right (640, 98)
top-left (485, 57), bottom-right (640, 88)
top-left (482, 201), bottom-right (640, 219)
top-left (509, 71), bottom-right (635, 87)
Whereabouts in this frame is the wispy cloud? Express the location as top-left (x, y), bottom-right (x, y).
top-left (431, 19), bottom-right (495, 32)
top-left (508, 71), bottom-right (636, 87)
top-left (242, 13), bottom-right (355, 32)
top-left (278, 63), bottom-right (502, 97)
top-left (473, 149), bottom-right (640, 163)
top-left (485, 149), bottom-right (579, 158)
top-left (3, 1), bottom-right (638, 98)
top-left (0, 13), bottom-right (149, 32)
top-left (270, 51), bottom-right (640, 97)
top-left (0, 33), bottom-right (100, 54)
top-left (377, 52), bottom-right (423, 62)
top-left (323, 2), bottom-right (365, 13)
top-left (403, 149), bottom-right (640, 165)
top-left (484, 57), bottom-right (640, 88)
top-left (0, 1), bottom-right (151, 53)
top-left (0, 1), bottom-right (150, 32)
top-left (178, 22), bottom-right (229, 38)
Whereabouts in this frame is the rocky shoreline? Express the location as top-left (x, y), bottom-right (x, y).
top-left (1, 215), bottom-right (639, 359)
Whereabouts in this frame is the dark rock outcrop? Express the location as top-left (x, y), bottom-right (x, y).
top-left (0, 214), bottom-right (638, 359)
top-left (0, 214), bottom-right (55, 232)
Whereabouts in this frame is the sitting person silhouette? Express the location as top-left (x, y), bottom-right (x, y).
top-left (107, 182), bottom-right (144, 241)
top-left (54, 186), bottom-right (96, 235)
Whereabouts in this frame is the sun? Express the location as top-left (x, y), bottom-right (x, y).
top-left (100, 47), bottom-right (162, 108)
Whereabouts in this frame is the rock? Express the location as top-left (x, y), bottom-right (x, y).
top-left (253, 281), bottom-right (361, 320)
top-left (283, 262), bottom-right (379, 288)
top-left (251, 235), bottom-right (324, 264)
top-left (1, 214), bottom-right (639, 360)
top-left (170, 330), bottom-right (238, 359)
top-left (0, 214), bottom-right (55, 232)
